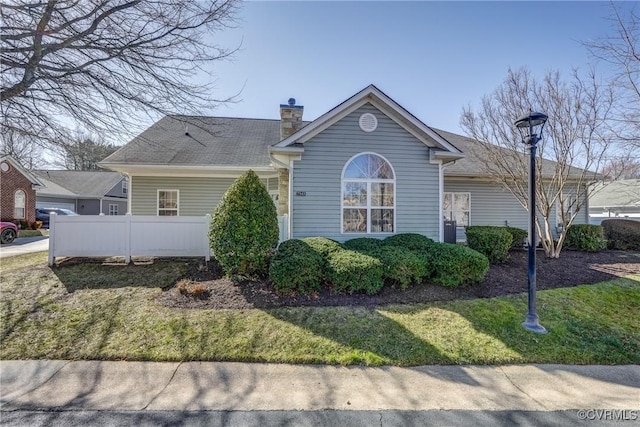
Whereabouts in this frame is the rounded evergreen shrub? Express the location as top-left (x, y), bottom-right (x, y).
top-left (368, 245), bottom-right (426, 289)
top-left (269, 239), bottom-right (323, 295)
top-left (344, 237), bottom-right (385, 252)
top-left (505, 227), bottom-right (528, 249)
top-left (601, 219), bottom-right (640, 250)
top-left (564, 224), bottom-right (607, 252)
top-left (326, 250), bottom-right (384, 295)
top-left (301, 237), bottom-right (344, 257)
top-left (465, 226), bottom-right (512, 264)
top-left (384, 233), bottom-right (436, 281)
top-left (209, 170), bottom-right (279, 277)
top-left (427, 242), bottom-right (489, 287)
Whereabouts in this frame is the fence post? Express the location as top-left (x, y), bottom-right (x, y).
top-left (204, 214), bottom-right (211, 262)
top-left (124, 213), bottom-right (132, 264)
top-left (48, 213), bottom-right (56, 266)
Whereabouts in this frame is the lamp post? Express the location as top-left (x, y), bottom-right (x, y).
top-left (515, 110), bottom-right (548, 334)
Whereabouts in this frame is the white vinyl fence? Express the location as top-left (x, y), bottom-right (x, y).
top-left (48, 213), bottom-right (289, 266)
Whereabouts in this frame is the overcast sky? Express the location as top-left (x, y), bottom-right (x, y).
top-left (197, 0), bottom-right (629, 136)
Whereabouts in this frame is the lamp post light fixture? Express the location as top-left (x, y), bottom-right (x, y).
top-left (515, 110), bottom-right (548, 334)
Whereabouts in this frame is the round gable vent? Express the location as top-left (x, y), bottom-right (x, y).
top-left (359, 113), bottom-right (378, 133)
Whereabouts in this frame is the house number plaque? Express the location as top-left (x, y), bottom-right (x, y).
top-left (296, 191), bottom-right (307, 196)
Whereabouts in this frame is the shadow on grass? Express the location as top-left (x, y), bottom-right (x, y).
top-left (52, 257), bottom-right (197, 293)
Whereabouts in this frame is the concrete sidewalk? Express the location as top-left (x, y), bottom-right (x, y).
top-left (1, 361), bottom-right (638, 412)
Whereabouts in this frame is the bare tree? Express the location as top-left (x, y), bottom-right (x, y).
top-left (0, 130), bottom-right (47, 169)
top-left (601, 153), bottom-right (640, 180)
top-left (51, 129), bottom-right (118, 171)
top-left (461, 68), bottom-right (615, 258)
top-left (584, 2), bottom-right (640, 147)
top-left (1, 0), bottom-right (239, 148)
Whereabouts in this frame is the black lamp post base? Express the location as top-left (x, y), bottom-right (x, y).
top-left (523, 315), bottom-right (548, 334)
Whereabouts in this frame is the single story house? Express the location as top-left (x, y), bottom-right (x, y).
top-left (589, 179), bottom-right (640, 224)
top-left (33, 170), bottom-right (128, 216)
top-left (0, 155), bottom-right (43, 225)
top-left (100, 85), bottom-right (590, 242)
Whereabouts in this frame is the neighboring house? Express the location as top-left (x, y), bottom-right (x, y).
top-left (33, 170), bottom-right (128, 216)
top-left (589, 179), bottom-right (640, 224)
top-left (0, 155), bottom-right (43, 225)
top-left (100, 84), bottom-right (590, 243)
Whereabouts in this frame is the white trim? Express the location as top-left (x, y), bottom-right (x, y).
top-left (340, 152), bottom-right (396, 235)
top-left (359, 112), bottom-right (378, 132)
top-left (157, 189), bottom-right (179, 216)
top-left (439, 163), bottom-right (444, 242)
top-left (0, 155), bottom-right (44, 187)
top-left (14, 189), bottom-right (26, 219)
top-left (100, 163), bottom-right (276, 178)
top-left (274, 85), bottom-right (463, 155)
top-left (288, 159), bottom-right (294, 239)
top-left (108, 204), bottom-right (119, 215)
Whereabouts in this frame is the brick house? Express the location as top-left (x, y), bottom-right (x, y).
top-left (0, 155), bottom-right (43, 226)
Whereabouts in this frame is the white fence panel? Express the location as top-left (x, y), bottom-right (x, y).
top-left (129, 216), bottom-right (210, 258)
top-left (48, 214), bottom-right (289, 265)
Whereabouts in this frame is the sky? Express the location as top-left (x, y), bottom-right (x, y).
top-left (194, 0), bottom-right (630, 136)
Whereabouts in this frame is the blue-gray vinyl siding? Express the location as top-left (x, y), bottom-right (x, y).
top-left (130, 176), bottom-right (277, 216)
top-left (444, 179), bottom-right (589, 241)
top-left (291, 104), bottom-right (440, 242)
top-left (105, 178), bottom-right (128, 198)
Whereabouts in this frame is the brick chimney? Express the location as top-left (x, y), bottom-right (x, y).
top-left (280, 98), bottom-right (303, 140)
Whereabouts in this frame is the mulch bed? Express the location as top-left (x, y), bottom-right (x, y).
top-left (157, 250), bottom-right (639, 310)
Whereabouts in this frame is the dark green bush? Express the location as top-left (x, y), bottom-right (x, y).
top-left (505, 227), bottom-right (528, 249)
top-left (344, 237), bottom-right (385, 252)
top-left (427, 243), bottom-right (489, 287)
top-left (564, 224), bottom-right (607, 252)
top-left (465, 226), bottom-right (512, 264)
top-left (367, 245), bottom-right (426, 289)
top-left (601, 219), bottom-right (640, 250)
top-left (209, 170), bottom-right (279, 277)
top-left (301, 237), bottom-right (344, 257)
top-left (384, 233), bottom-right (436, 280)
top-left (269, 240), bottom-right (324, 295)
top-left (384, 233), bottom-right (435, 252)
top-left (326, 250), bottom-right (384, 295)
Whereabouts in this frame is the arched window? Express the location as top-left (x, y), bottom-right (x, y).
top-left (14, 190), bottom-right (25, 219)
top-left (342, 153), bottom-right (395, 234)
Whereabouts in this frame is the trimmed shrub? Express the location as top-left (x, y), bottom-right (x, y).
top-left (564, 224), bottom-right (607, 252)
top-left (367, 245), bottom-right (426, 289)
top-left (384, 233), bottom-right (436, 252)
top-left (505, 227), bottom-right (528, 249)
top-left (427, 242), bottom-right (489, 287)
top-left (326, 250), bottom-right (384, 295)
top-left (465, 226), bottom-right (512, 264)
top-left (384, 233), bottom-right (436, 280)
top-left (344, 237), bottom-right (385, 252)
top-left (301, 237), bottom-right (344, 257)
top-left (269, 239), bottom-right (324, 295)
top-left (209, 170), bottom-right (279, 277)
top-left (601, 219), bottom-right (640, 250)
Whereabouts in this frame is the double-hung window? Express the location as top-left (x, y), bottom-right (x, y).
top-left (443, 192), bottom-right (470, 227)
top-left (14, 190), bottom-right (25, 219)
top-left (342, 153), bottom-right (395, 234)
top-left (158, 190), bottom-right (179, 216)
top-left (109, 204), bottom-right (118, 216)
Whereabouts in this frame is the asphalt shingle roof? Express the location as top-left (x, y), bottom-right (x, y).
top-left (33, 170), bottom-right (124, 198)
top-left (102, 116), bottom-right (307, 167)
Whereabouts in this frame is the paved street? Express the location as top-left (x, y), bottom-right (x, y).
top-left (0, 236), bottom-right (49, 258)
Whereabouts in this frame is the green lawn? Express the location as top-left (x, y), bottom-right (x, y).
top-left (1, 252), bottom-right (638, 365)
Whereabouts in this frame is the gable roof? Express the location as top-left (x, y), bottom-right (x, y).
top-left (33, 170), bottom-right (125, 198)
top-left (0, 155), bottom-right (44, 186)
top-left (101, 116), bottom-right (299, 174)
top-left (271, 84), bottom-right (463, 162)
top-left (590, 179), bottom-right (640, 209)
top-left (433, 128), bottom-right (594, 180)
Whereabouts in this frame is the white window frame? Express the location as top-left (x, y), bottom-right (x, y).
top-left (122, 179), bottom-right (128, 195)
top-left (109, 204), bottom-right (118, 216)
top-left (443, 192), bottom-right (470, 227)
top-left (157, 189), bottom-right (179, 216)
top-left (341, 152), bottom-right (396, 234)
top-left (14, 189), bottom-right (25, 219)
